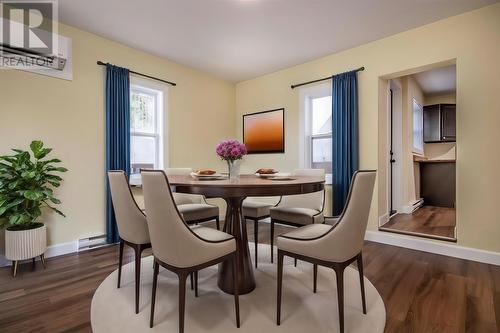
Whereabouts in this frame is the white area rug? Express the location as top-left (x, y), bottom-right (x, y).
top-left (91, 243), bottom-right (385, 332)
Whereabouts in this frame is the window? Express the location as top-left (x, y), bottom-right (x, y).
top-left (412, 98), bottom-right (424, 155)
top-left (300, 83), bottom-right (332, 184)
top-left (130, 83), bottom-right (164, 176)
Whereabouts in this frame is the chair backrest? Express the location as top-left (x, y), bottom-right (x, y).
top-left (107, 171), bottom-right (150, 244)
top-left (141, 170), bottom-right (214, 267)
top-left (278, 169), bottom-right (325, 211)
top-left (326, 170), bottom-right (376, 261)
top-left (164, 167), bottom-right (204, 205)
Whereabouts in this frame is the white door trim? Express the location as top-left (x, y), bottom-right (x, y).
top-left (365, 230), bottom-right (500, 266)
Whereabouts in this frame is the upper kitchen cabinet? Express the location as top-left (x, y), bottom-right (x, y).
top-left (423, 104), bottom-right (456, 143)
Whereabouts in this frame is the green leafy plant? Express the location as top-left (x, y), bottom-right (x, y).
top-left (0, 140), bottom-right (67, 230)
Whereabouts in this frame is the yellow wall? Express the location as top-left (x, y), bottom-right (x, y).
top-left (1, 4), bottom-right (500, 255)
top-left (425, 93), bottom-right (456, 106)
top-left (0, 23), bottom-right (235, 249)
top-left (235, 4), bottom-right (500, 252)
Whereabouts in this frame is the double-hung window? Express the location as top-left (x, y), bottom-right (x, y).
top-left (130, 82), bottom-right (164, 177)
top-left (300, 83), bottom-right (332, 184)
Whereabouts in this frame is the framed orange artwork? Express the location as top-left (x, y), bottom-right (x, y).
top-left (243, 108), bottom-right (284, 154)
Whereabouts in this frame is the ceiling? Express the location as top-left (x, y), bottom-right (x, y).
top-left (58, 0), bottom-right (498, 82)
top-left (413, 65), bottom-right (456, 96)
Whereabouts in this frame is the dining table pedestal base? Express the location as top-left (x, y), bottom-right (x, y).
top-left (217, 197), bottom-right (256, 295)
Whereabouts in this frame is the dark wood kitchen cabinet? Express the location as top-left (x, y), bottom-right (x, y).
top-left (420, 161), bottom-right (456, 208)
top-left (423, 104), bottom-right (456, 143)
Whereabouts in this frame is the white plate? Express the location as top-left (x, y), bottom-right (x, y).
top-left (255, 172), bottom-right (290, 178)
top-left (268, 176), bottom-right (296, 181)
top-left (255, 173), bottom-right (277, 178)
top-left (190, 172), bottom-right (225, 180)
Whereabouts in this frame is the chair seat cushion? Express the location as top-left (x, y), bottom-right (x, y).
top-left (276, 224), bottom-right (333, 259)
top-left (270, 207), bottom-right (323, 225)
top-left (188, 226), bottom-right (236, 265)
top-left (191, 226), bottom-right (234, 242)
top-left (178, 204), bottom-right (218, 222)
top-left (242, 200), bottom-right (273, 218)
top-left (324, 216), bottom-right (340, 226)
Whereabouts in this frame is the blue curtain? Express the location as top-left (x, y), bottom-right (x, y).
top-left (105, 64), bottom-right (130, 244)
top-left (331, 70), bottom-right (359, 215)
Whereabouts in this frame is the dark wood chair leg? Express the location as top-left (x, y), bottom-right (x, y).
top-left (32, 257), bottom-right (36, 271)
top-left (215, 216), bottom-right (220, 230)
top-left (254, 218), bottom-right (258, 268)
top-left (313, 264), bottom-right (318, 293)
top-left (134, 245), bottom-right (142, 314)
top-left (190, 272), bottom-right (194, 290)
top-left (40, 254), bottom-right (46, 269)
top-left (194, 271), bottom-right (198, 297)
top-left (357, 253), bottom-right (367, 314)
top-left (117, 240), bottom-right (124, 288)
top-left (178, 272), bottom-right (188, 333)
top-left (150, 260), bottom-right (159, 328)
top-left (277, 250), bottom-right (284, 325)
top-left (270, 219), bottom-right (275, 263)
top-left (232, 254), bottom-right (240, 328)
top-left (334, 264), bottom-right (345, 333)
top-left (294, 258), bottom-right (297, 267)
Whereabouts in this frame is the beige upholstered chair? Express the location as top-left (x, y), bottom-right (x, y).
top-left (270, 169), bottom-right (325, 263)
top-left (107, 171), bottom-right (151, 314)
top-left (276, 170), bottom-right (376, 333)
top-left (141, 170), bottom-right (240, 333)
top-left (242, 198), bottom-right (277, 267)
top-left (165, 168), bottom-right (220, 230)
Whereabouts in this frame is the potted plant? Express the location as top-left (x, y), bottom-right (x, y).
top-left (0, 140), bottom-right (67, 276)
top-left (216, 139), bottom-right (247, 179)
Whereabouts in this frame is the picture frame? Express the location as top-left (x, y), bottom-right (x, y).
top-left (243, 108), bottom-right (285, 154)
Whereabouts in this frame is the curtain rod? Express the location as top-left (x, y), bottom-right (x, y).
top-left (96, 61), bottom-right (176, 86)
top-left (290, 66), bottom-right (365, 89)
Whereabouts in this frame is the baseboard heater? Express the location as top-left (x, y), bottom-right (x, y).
top-left (411, 199), bottom-right (424, 213)
top-left (78, 234), bottom-right (107, 251)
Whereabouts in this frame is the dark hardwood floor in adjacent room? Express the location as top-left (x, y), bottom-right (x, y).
top-left (1, 220), bottom-right (498, 333)
top-left (380, 205), bottom-right (456, 240)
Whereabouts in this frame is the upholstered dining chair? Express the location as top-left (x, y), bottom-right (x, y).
top-left (276, 170), bottom-right (376, 333)
top-left (165, 168), bottom-right (221, 230)
top-left (141, 170), bottom-right (240, 333)
top-left (107, 171), bottom-right (152, 314)
top-left (242, 197), bottom-right (277, 268)
top-left (269, 168), bottom-right (325, 263)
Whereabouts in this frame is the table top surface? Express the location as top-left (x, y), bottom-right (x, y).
top-left (167, 174), bottom-right (325, 188)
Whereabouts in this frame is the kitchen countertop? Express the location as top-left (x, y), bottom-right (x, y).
top-left (413, 156), bottom-right (456, 163)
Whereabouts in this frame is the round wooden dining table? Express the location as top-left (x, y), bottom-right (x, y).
top-left (168, 174), bottom-right (325, 295)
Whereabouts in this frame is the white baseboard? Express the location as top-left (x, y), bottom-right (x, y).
top-left (45, 240), bottom-right (79, 258)
top-left (3, 229), bottom-right (499, 268)
top-left (401, 199), bottom-right (423, 214)
top-left (365, 230), bottom-right (500, 266)
top-left (0, 255), bottom-right (9, 267)
top-left (0, 240), bottom-right (79, 267)
top-left (378, 213), bottom-right (389, 226)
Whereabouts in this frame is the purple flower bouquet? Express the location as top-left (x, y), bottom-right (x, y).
top-left (216, 139), bottom-right (247, 178)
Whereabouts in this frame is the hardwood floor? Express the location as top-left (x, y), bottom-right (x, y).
top-left (1, 220), bottom-right (499, 333)
top-left (380, 205), bottom-right (456, 241)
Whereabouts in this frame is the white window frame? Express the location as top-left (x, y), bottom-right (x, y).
top-left (129, 75), bottom-right (168, 181)
top-left (299, 82), bottom-right (332, 184)
top-left (412, 98), bottom-right (424, 155)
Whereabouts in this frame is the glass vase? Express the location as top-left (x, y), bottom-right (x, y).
top-left (227, 160), bottom-right (241, 180)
